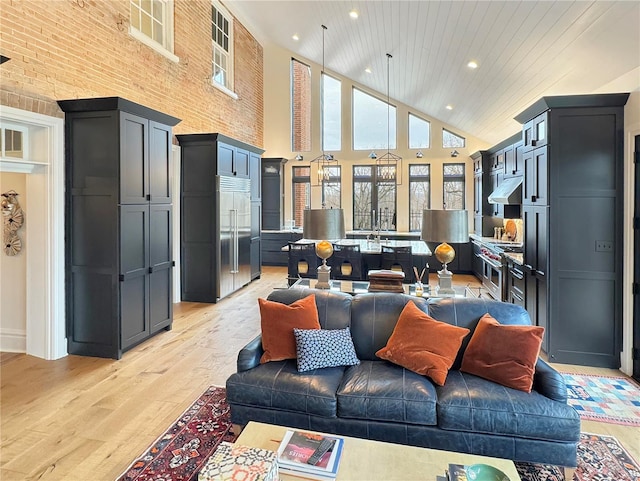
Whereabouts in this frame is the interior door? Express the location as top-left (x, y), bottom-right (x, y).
top-left (634, 135), bottom-right (640, 381)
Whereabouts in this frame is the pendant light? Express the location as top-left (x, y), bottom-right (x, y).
top-left (376, 53), bottom-right (402, 184)
top-left (310, 24), bottom-right (339, 191)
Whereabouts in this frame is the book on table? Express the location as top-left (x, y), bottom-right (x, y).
top-left (276, 429), bottom-right (344, 479)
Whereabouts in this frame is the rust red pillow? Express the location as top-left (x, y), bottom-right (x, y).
top-left (461, 313), bottom-right (544, 392)
top-left (375, 301), bottom-right (470, 386)
top-left (259, 294), bottom-right (320, 363)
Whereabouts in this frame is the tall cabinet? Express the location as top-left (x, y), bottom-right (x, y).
top-left (59, 97), bottom-right (180, 359)
top-left (515, 93), bottom-right (628, 367)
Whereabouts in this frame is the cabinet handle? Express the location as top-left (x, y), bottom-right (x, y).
top-left (512, 170), bottom-right (516, 175)
top-left (531, 195), bottom-right (537, 202)
top-left (531, 140), bottom-right (537, 147)
top-left (535, 270), bottom-right (545, 277)
top-left (149, 266), bottom-right (154, 274)
top-left (146, 194), bottom-right (151, 201)
top-left (119, 274), bottom-right (125, 282)
top-left (171, 260), bottom-right (175, 267)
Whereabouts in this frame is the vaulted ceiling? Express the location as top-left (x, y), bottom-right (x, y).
top-left (227, 0), bottom-right (640, 145)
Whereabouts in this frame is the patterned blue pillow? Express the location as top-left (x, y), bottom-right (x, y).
top-left (293, 328), bottom-right (360, 372)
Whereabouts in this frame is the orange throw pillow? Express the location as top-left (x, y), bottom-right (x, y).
top-left (461, 313), bottom-right (544, 392)
top-left (375, 301), bottom-right (470, 386)
top-left (259, 294), bottom-right (321, 363)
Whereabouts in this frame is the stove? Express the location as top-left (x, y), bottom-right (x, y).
top-left (473, 239), bottom-right (523, 301)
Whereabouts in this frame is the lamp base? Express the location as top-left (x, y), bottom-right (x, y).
top-left (316, 264), bottom-right (332, 289)
top-left (436, 267), bottom-right (455, 295)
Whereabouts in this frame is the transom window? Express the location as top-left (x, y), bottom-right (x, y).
top-left (212, 2), bottom-right (234, 91)
top-left (353, 165), bottom-right (396, 231)
top-left (443, 163), bottom-right (465, 210)
top-left (442, 128), bottom-right (465, 148)
top-left (409, 164), bottom-right (430, 231)
top-left (129, 0), bottom-right (175, 57)
top-left (0, 125), bottom-right (27, 159)
top-left (409, 114), bottom-right (430, 149)
top-left (352, 88), bottom-right (396, 151)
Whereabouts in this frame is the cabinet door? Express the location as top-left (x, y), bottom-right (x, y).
top-left (522, 120), bottom-right (534, 151)
top-left (504, 143), bottom-right (522, 177)
top-left (217, 143), bottom-right (235, 175)
top-left (523, 205), bottom-right (548, 274)
top-left (473, 173), bottom-right (482, 215)
top-left (526, 274), bottom-right (548, 352)
top-left (250, 152), bottom-right (262, 200)
top-left (148, 121), bottom-right (172, 204)
top-left (532, 112), bottom-right (548, 148)
top-left (262, 160), bottom-right (283, 230)
top-left (235, 148), bottom-right (250, 177)
top-left (120, 112), bottom-right (149, 204)
top-left (523, 147), bottom-right (548, 205)
top-left (120, 204), bottom-right (150, 349)
top-left (489, 171), bottom-right (503, 217)
top-left (149, 204), bottom-right (173, 332)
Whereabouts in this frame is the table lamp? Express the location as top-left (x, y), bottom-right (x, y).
top-left (303, 208), bottom-right (346, 288)
top-left (421, 209), bottom-right (469, 295)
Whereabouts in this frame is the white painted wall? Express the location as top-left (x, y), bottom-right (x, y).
top-left (0, 172), bottom-right (27, 352)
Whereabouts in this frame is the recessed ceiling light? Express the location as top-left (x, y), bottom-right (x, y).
top-left (446, 105), bottom-right (453, 110)
top-left (292, 34), bottom-right (299, 41)
top-left (467, 60), bottom-right (478, 69)
top-left (349, 9), bottom-right (359, 19)
top-left (365, 67), bottom-right (372, 74)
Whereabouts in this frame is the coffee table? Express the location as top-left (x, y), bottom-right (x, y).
top-left (234, 421), bottom-right (522, 481)
top-left (290, 278), bottom-right (467, 298)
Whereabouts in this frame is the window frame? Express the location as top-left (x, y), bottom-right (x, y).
top-left (352, 87), bottom-right (397, 151)
top-left (352, 165), bottom-right (397, 231)
top-left (292, 166), bottom-right (311, 228)
top-left (129, 0), bottom-right (178, 63)
top-left (211, 0), bottom-right (237, 98)
top-left (321, 165), bottom-right (341, 209)
top-left (408, 113), bottom-right (430, 149)
top-left (442, 163), bottom-right (466, 210)
top-left (408, 164), bottom-right (431, 231)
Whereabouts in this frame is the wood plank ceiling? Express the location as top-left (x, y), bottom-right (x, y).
top-left (227, 0), bottom-right (640, 145)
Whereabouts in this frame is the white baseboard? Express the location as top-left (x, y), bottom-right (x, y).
top-left (0, 328), bottom-right (27, 353)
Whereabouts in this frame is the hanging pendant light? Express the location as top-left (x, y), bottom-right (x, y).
top-left (310, 25), bottom-right (339, 191)
top-left (376, 53), bottom-right (402, 184)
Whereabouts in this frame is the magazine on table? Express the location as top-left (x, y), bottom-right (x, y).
top-left (276, 429), bottom-right (344, 478)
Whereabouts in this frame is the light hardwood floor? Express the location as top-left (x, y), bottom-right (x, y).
top-left (1, 267), bottom-right (638, 480)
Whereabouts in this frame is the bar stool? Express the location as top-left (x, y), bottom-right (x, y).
top-left (330, 243), bottom-right (363, 280)
top-left (380, 245), bottom-right (413, 283)
top-left (288, 242), bottom-right (318, 285)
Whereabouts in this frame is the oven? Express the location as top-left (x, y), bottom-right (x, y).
top-left (479, 247), bottom-right (504, 300)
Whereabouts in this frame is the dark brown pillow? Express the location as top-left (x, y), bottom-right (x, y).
top-left (259, 294), bottom-right (321, 363)
top-left (375, 301), bottom-right (470, 385)
top-left (461, 313), bottom-right (544, 392)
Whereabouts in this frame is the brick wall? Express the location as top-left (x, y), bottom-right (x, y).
top-left (291, 59), bottom-right (311, 152)
top-left (0, 0), bottom-right (263, 147)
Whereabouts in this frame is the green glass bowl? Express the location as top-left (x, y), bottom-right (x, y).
top-left (465, 464), bottom-right (511, 481)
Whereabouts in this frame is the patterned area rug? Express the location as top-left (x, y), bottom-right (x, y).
top-left (563, 372), bottom-right (640, 426)
top-left (118, 386), bottom-right (640, 481)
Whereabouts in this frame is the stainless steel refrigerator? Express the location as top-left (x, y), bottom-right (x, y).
top-left (217, 175), bottom-right (251, 299)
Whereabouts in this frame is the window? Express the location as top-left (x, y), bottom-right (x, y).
top-left (353, 165), bottom-right (397, 231)
top-left (129, 0), bottom-right (176, 59)
top-left (0, 124), bottom-right (27, 159)
top-left (211, 2), bottom-right (234, 92)
top-left (322, 74), bottom-right (341, 151)
top-left (291, 59), bottom-right (312, 152)
top-left (443, 163), bottom-right (465, 210)
top-left (321, 166), bottom-right (341, 209)
top-left (409, 164), bottom-right (430, 231)
top-left (353, 88), bottom-right (396, 150)
top-left (292, 166), bottom-right (311, 228)
top-left (442, 128), bottom-right (465, 148)
top-left (409, 114), bottom-right (430, 149)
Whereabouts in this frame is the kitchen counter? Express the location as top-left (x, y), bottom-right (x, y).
top-left (284, 238), bottom-right (432, 256)
top-left (262, 229), bottom-right (421, 237)
top-left (469, 233), bottom-right (522, 247)
top-left (504, 253), bottom-right (523, 265)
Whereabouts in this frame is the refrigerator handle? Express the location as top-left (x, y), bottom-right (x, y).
top-left (234, 208), bottom-right (239, 273)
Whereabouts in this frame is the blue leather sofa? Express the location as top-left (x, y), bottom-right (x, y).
top-left (226, 288), bottom-right (580, 469)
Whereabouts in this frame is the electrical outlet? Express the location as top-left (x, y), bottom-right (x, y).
top-left (595, 241), bottom-right (613, 252)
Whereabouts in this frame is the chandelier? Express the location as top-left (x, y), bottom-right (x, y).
top-left (374, 53), bottom-right (402, 184)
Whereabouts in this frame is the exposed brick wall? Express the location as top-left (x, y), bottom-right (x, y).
top-left (291, 59), bottom-right (311, 152)
top-left (0, 0), bottom-right (263, 147)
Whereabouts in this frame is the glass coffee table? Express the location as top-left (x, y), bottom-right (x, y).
top-left (290, 278), bottom-right (466, 298)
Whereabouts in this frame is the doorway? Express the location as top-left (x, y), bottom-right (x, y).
top-left (634, 134), bottom-right (640, 381)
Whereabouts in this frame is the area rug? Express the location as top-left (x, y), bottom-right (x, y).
top-left (563, 372), bottom-right (640, 426)
top-left (118, 386), bottom-right (640, 481)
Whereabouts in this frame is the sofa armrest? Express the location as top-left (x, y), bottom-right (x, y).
top-left (533, 358), bottom-right (567, 403)
top-left (236, 335), bottom-right (264, 372)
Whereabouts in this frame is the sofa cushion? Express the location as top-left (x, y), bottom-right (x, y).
top-left (461, 314), bottom-right (544, 392)
top-left (336, 360), bottom-right (438, 426)
top-left (294, 327), bottom-right (360, 372)
top-left (259, 294), bottom-right (321, 363)
top-left (436, 370), bottom-right (580, 443)
top-left (226, 360), bottom-right (345, 418)
top-left (375, 301), bottom-right (470, 385)
top-left (267, 288), bottom-right (353, 330)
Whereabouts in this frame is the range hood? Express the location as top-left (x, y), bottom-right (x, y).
top-left (488, 177), bottom-right (522, 204)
